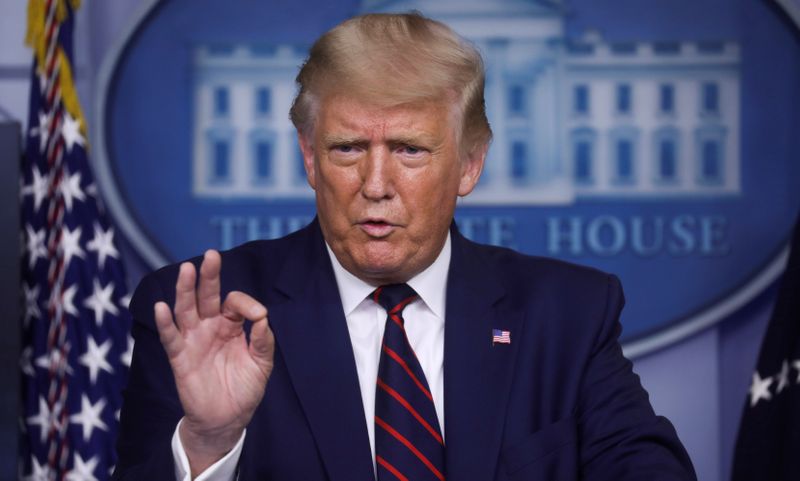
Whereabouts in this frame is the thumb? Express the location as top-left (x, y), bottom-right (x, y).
top-left (249, 316), bottom-right (275, 375)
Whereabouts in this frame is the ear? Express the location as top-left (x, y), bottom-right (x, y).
top-left (298, 132), bottom-right (316, 190)
top-left (457, 143), bottom-right (488, 197)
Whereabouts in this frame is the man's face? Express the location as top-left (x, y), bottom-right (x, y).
top-left (299, 94), bottom-right (485, 285)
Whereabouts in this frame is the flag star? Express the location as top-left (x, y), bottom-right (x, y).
top-left (21, 165), bottom-right (49, 212)
top-left (61, 112), bottom-right (85, 153)
top-left (59, 168), bottom-right (86, 212)
top-left (749, 371), bottom-right (774, 407)
top-left (69, 394), bottom-right (108, 442)
top-left (83, 279), bottom-right (120, 326)
top-left (20, 346), bottom-right (35, 377)
top-left (34, 343), bottom-right (73, 376)
top-left (61, 284), bottom-right (80, 317)
top-left (61, 225), bottom-right (86, 269)
top-left (120, 291), bottom-right (132, 310)
top-left (29, 109), bottom-right (51, 153)
top-left (24, 455), bottom-right (52, 481)
top-left (26, 397), bottom-right (56, 443)
top-left (121, 334), bottom-right (134, 368)
top-left (65, 453), bottom-right (99, 481)
top-left (86, 223), bottom-right (119, 269)
top-left (25, 224), bottom-right (47, 269)
top-left (793, 360), bottom-right (800, 383)
top-left (23, 283), bottom-right (42, 327)
top-left (776, 360), bottom-right (791, 394)
top-left (79, 336), bottom-right (114, 384)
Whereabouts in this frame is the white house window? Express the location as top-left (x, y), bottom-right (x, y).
top-left (702, 82), bottom-right (720, 114)
top-left (659, 139), bottom-right (677, 180)
top-left (571, 128), bottom-right (596, 184)
top-left (609, 128), bottom-right (639, 185)
top-left (510, 141), bottom-right (528, 180)
top-left (575, 141), bottom-right (592, 183)
top-left (254, 140), bottom-right (272, 181)
top-left (659, 84), bottom-right (674, 114)
top-left (213, 87), bottom-right (229, 117)
top-left (654, 127), bottom-right (680, 183)
top-left (616, 84), bottom-right (632, 114)
top-left (508, 85), bottom-right (526, 116)
top-left (255, 87), bottom-right (271, 116)
top-left (701, 139), bottom-right (722, 183)
top-left (694, 126), bottom-right (726, 184)
top-left (616, 139), bottom-right (634, 181)
top-left (206, 133), bottom-right (233, 184)
top-left (249, 130), bottom-right (276, 184)
top-left (573, 85), bottom-right (589, 115)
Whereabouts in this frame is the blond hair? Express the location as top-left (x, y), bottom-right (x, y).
top-left (289, 12), bottom-right (492, 155)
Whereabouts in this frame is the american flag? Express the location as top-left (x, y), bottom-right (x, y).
top-left (492, 329), bottom-right (511, 345)
top-left (20, 1), bottom-right (132, 479)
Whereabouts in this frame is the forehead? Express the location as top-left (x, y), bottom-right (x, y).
top-left (314, 94), bottom-right (460, 140)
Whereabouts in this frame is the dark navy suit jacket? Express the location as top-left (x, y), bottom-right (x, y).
top-left (113, 219), bottom-right (696, 480)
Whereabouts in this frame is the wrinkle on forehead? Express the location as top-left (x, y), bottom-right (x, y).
top-left (315, 95), bottom-right (461, 152)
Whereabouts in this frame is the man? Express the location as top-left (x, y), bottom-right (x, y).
top-left (114, 12), bottom-right (696, 481)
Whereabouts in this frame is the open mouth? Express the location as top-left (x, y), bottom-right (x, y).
top-left (359, 219), bottom-right (395, 237)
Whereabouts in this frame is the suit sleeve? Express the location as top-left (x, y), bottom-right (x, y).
top-left (577, 274), bottom-right (697, 481)
top-left (112, 271), bottom-right (184, 480)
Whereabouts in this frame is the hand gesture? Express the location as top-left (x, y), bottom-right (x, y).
top-left (153, 250), bottom-right (274, 474)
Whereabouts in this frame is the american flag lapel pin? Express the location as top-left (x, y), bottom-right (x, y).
top-left (492, 328), bottom-right (511, 345)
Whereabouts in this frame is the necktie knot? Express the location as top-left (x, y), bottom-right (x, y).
top-left (372, 283), bottom-right (419, 315)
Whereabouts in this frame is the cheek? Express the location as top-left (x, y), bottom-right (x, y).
top-left (407, 175), bottom-right (460, 230)
top-left (316, 166), bottom-right (361, 220)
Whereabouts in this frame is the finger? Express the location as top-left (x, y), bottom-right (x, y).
top-left (249, 316), bottom-right (275, 375)
top-left (154, 301), bottom-right (184, 360)
top-left (221, 291), bottom-right (267, 325)
top-left (173, 262), bottom-right (200, 329)
top-left (197, 250), bottom-right (222, 319)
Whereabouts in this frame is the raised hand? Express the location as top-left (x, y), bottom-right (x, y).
top-left (153, 250), bottom-right (274, 475)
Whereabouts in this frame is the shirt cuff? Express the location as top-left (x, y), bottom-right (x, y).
top-left (171, 418), bottom-right (245, 481)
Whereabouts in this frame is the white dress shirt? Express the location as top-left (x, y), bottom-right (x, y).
top-left (172, 234), bottom-right (451, 481)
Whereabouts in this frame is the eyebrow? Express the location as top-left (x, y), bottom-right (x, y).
top-left (320, 134), bottom-right (365, 146)
top-left (320, 133), bottom-right (442, 148)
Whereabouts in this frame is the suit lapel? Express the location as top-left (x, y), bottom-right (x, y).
top-left (444, 229), bottom-right (524, 480)
top-left (266, 221), bottom-right (375, 481)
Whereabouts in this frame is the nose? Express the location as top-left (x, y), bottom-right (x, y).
top-left (360, 147), bottom-right (395, 200)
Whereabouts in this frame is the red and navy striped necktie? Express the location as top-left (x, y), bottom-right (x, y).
top-left (373, 284), bottom-right (445, 481)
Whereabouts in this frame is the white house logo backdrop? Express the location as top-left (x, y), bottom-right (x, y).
top-left (96, 0), bottom-right (800, 354)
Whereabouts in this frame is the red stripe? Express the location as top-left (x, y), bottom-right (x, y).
top-left (375, 416), bottom-right (445, 481)
top-left (376, 455), bottom-right (409, 481)
top-left (382, 345), bottom-right (433, 401)
top-left (377, 378), bottom-right (443, 445)
top-left (390, 295), bottom-right (418, 314)
top-left (389, 312), bottom-right (404, 329)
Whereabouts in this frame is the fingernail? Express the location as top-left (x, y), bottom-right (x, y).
top-left (250, 305), bottom-right (264, 318)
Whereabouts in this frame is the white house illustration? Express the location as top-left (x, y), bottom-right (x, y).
top-left (191, 0), bottom-right (740, 203)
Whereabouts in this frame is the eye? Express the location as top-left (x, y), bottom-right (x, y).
top-left (399, 145), bottom-right (424, 155)
top-left (334, 144), bottom-right (354, 153)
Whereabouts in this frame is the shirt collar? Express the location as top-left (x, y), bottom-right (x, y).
top-left (326, 233), bottom-right (451, 319)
